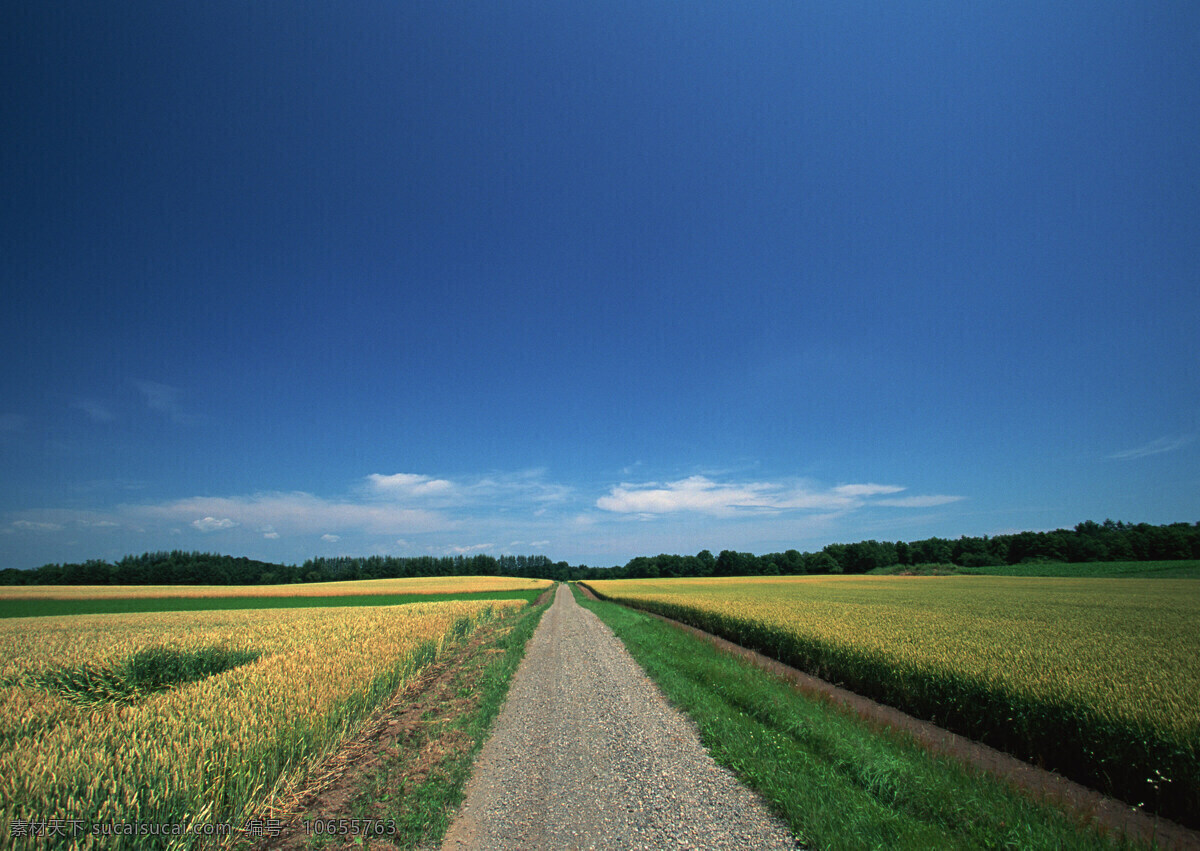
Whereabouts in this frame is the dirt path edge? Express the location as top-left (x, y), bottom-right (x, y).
top-left (575, 582), bottom-right (1200, 851)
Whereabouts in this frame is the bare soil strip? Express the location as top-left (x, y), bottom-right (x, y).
top-left (441, 584), bottom-right (797, 850)
top-left (251, 609), bottom-right (528, 851)
top-left (576, 584), bottom-right (1200, 850)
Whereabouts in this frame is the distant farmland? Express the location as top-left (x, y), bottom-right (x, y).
top-left (0, 575), bottom-right (552, 618)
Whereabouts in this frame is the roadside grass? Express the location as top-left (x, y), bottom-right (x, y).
top-left (868, 559), bottom-right (1200, 578)
top-left (326, 588), bottom-right (553, 849)
top-left (571, 584), bottom-right (1140, 851)
top-left (0, 588), bottom-right (544, 619)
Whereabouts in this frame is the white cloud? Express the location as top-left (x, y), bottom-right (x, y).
top-left (367, 473), bottom-right (455, 497)
top-left (597, 476), bottom-right (779, 516)
top-left (595, 476), bottom-right (957, 517)
top-left (192, 516), bottom-right (237, 532)
top-left (6, 466), bottom-right (967, 568)
top-left (831, 483), bottom-right (905, 498)
top-left (444, 543), bottom-right (494, 554)
top-left (1109, 435), bottom-right (1194, 460)
top-left (138, 492), bottom-right (450, 536)
top-left (11, 520), bottom-right (64, 531)
top-left (875, 494), bottom-right (965, 508)
top-left (596, 476), bottom-right (910, 516)
top-left (365, 469), bottom-right (572, 509)
top-left (14, 509), bottom-right (131, 531)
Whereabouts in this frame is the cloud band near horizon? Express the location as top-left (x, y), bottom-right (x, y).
top-left (3, 469), bottom-right (966, 567)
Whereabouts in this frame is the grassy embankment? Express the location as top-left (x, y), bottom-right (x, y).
top-left (571, 583), bottom-right (1141, 850)
top-left (284, 586), bottom-right (554, 849)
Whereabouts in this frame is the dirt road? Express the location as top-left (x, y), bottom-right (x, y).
top-left (441, 584), bottom-right (796, 850)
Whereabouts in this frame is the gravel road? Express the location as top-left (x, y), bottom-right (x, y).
top-left (441, 584), bottom-right (797, 850)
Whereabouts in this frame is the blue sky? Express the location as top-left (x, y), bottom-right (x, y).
top-left (3, 1), bottom-right (1198, 570)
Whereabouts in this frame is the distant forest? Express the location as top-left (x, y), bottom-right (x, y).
top-left (602, 520), bottom-right (1200, 580)
top-left (2, 520), bottom-right (1197, 586)
top-left (0, 553), bottom-right (568, 586)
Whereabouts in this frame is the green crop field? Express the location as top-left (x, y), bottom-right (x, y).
top-left (0, 576), bottom-right (552, 619)
top-left (584, 575), bottom-right (1200, 827)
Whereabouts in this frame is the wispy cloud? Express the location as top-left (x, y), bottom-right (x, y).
top-left (875, 494), bottom-right (965, 508)
top-left (831, 483), bottom-right (905, 498)
top-left (192, 516), bottom-right (237, 532)
top-left (5, 468), bottom-right (965, 568)
top-left (134, 381), bottom-right (197, 424)
top-left (367, 473), bottom-right (455, 498)
top-left (73, 400), bottom-right (116, 423)
top-left (465, 469), bottom-right (573, 504)
top-left (364, 469), bottom-right (571, 507)
top-left (442, 542), bottom-right (494, 555)
top-left (595, 476), bottom-right (935, 517)
top-left (69, 479), bottom-right (148, 494)
top-left (6, 509), bottom-right (125, 534)
top-left (597, 476), bottom-right (779, 516)
top-left (140, 492), bottom-right (450, 536)
top-left (10, 519), bottom-right (64, 532)
top-left (1108, 435), bottom-right (1194, 460)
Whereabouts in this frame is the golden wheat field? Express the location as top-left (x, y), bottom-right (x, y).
top-left (586, 575), bottom-right (1200, 733)
top-left (0, 574), bottom-right (551, 601)
top-left (0, 599), bottom-right (524, 850)
top-left (585, 575), bottom-right (1200, 821)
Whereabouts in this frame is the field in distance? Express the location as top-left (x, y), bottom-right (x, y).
top-left (583, 574), bottom-right (1200, 829)
top-left (870, 558), bottom-right (1200, 578)
top-left (0, 575), bottom-right (552, 618)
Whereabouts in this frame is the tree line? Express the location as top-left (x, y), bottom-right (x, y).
top-left (0, 551), bottom-right (572, 586)
top-left (578, 519), bottom-right (1200, 580)
top-left (2, 520), bottom-right (1196, 585)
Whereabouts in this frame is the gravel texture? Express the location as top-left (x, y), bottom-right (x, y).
top-left (441, 584), bottom-right (797, 850)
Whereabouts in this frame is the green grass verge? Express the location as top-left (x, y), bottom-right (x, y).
top-left (868, 560), bottom-right (1200, 578)
top-left (592, 580), bottom-right (1199, 825)
top-left (334, 588), bottom-right (553, 849)
top-left (0, 588), bottom-right (544, 619)
top-left (570, 583), bottom-right (1140, 851)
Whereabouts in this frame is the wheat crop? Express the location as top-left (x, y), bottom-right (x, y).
top-left (0, 598), bottom-right (524, 849)
top-left (585, 575), bottom-right (1200, 824)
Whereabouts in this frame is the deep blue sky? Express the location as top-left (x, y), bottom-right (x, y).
top-left (3, 1), bottom-right (1198, 569)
